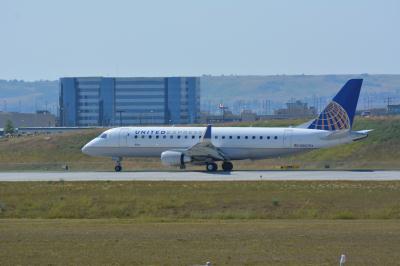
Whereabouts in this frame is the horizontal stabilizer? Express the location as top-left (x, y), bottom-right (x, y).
top-left (321, 130), bottom-right (351, 140)
top-left (355, 129), bottom-right (374, 134)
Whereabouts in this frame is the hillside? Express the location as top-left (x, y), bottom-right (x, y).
top-left (0, 79), bottom-right (58, 113)
top-left (0, 116), bottom-right (399, 171)
top-left (201, 74), bottom-right (400, 112)
top-left (1, 74), bottom-right (399, 113)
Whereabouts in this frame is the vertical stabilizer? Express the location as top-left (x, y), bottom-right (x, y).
top-left (308, 79), bottom-right (362, 131)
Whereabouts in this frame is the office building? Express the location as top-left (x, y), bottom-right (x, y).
top-left (388, 104), bottom-right (400, 115)
top-left (59, 77), bottom-right (200, 126)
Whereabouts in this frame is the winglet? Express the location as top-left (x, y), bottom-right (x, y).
top-left (202, 124), bottom-right (212, 140)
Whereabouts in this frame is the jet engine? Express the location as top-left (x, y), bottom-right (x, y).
top-left (161, 150), bottom-right (191, 166)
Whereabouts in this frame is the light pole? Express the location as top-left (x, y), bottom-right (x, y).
top-left (138, 113), bottom-right (142, 125)
top-left (150, 110), bottom-right (154, 125)
top-left (116, 110), bottom-right (125, 126)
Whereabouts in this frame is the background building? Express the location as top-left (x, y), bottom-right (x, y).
top-left (274, 100), bottom-right (317, 118)
top-left (388, 104), bottom-right (400, 115)
top-left (59, 77), bottom-right (200, 126)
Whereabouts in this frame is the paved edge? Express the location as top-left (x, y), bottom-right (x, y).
top-left (0, 171), bottom-right (399, 181)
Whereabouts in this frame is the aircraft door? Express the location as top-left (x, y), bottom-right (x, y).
top-left (283, 129), bottom-right (293, 148)
top-left (119, 128), bottom-right (129, 147)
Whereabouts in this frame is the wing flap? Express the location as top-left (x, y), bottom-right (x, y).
top-left (184, 125), bottom-right (228, 161)
top-left (185, 141), bottom-right (227, 161)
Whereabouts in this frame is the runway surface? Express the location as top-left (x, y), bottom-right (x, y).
top-left (0, 170), bottom-right (399, 181)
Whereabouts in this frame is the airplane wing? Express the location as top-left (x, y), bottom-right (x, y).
top-left (183, 125), bottom-right (228, 161)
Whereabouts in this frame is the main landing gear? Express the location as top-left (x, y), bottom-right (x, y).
top-left (222, 161), bottom-right (233, 171)
top-left (113, 157), bottom-right (122, 172)
top-left (206, 162), bottom-right (218, 172)
top-left (205, 161), bottom-right (233, 172)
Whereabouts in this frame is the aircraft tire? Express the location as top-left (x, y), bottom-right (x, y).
top-left (222, 161), bottom-right (233, 171)
top-left (115, 165), bottom-right (122, 172)
top-left (206, 162), bottom-right (218, 172)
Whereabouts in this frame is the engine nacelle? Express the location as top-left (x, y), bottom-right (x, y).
top-left (161, 150), bottom-right (191, 166)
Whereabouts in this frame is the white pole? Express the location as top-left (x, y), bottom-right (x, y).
top-left (339, 254), bottom-right (346, 266)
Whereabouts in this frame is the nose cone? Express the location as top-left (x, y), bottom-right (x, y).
top-left (81, 140), bottom-right (97, 156)
top-left (81, 143), bottom-right (91, 155)
top-left (82, 135), bottom-right (109, 157)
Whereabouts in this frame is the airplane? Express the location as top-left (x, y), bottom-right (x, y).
top-left (82, 79), bottom-right (371, 172)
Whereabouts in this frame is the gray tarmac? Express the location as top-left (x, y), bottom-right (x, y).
top-left (0, 170), bottom-right (399, 181)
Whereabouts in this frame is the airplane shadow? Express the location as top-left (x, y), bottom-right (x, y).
top-left (202, 171), bottom-right (232, 175)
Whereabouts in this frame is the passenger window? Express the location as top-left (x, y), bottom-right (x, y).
top-left (134, 135), bottom-right (138, 139)
top-left (156, 135), bottom-right (159, 139)
top-left (274, 136), bottom-right (278, 140)
top-left (170, 135), bottom-right (173, 139)
top-left (237, 136), bottom-right (240, 139)
top-left (252, 136), bottom-right (256, 139)
top-left (229, 136), bottom-right (232, 139)
top-left (245, 136), bottom-right (248, 139)
top-left (141, 135), bottom-right (145, 139)
top-left (184, 136), bottom-right (188, 139)
top-left (199, 135), bottom-right (201, 139)
top-left (222, 136), bottom-right (225, 139)
top-left (149, 135), bottom-right (152, 139)
top-left (267, 136), bottom-right (270, 140)
top-left (215, 136), bottom-right (218, 139)
top-left (163, 135), bottom-right (167, 139)
top-left (177, 136), bottom-right (181, 139)
top-left (192, 135), bottom-right (195, 139)
top-left (260, 136), bottom-right (263, 139)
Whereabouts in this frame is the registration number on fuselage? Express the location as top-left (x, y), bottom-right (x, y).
top-left (293, 144), bottom-right (314, 148)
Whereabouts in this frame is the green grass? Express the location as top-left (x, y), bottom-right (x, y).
top-left (1, 181), bottom-right (400, 220)
top-left (1, 180), bottom-right (399, 264)
top-left (0, 116), bottom-right (399, 171)
top-left (288, 116), bottom-right (400, 168)
top-left (1, 219), bottom-right (399, 265)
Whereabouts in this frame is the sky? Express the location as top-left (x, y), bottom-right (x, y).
top-left (0, 0), bottom-right (399, 80)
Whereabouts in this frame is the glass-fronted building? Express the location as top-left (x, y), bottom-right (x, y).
top-left (59, 77), bottom-right (200, 126)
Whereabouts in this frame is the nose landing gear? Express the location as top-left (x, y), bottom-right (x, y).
top-left (113, 157), bottom-right (123, 172)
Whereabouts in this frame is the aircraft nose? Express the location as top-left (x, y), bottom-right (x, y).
top-left (81, 143), bottom-right (92, 155)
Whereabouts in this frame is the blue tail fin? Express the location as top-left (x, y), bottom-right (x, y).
top-left (308, 79), bottom-right (363, 131)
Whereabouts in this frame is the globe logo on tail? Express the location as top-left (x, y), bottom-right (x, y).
top-left (308, 101), bottom-right (350, 131)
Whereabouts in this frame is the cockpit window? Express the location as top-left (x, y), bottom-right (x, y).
top-left (100, 133), bottom-right (107, 139)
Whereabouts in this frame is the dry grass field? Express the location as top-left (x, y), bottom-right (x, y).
top-left (1, 181), bottom-right (400, 220)
top-left (1, 219), bottom-right (399, 265)
top-left (0, 181), bottom-right (399, 265)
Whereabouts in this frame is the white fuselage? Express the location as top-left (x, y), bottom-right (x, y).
top-left (82, 126), bottom-right (360, 160)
